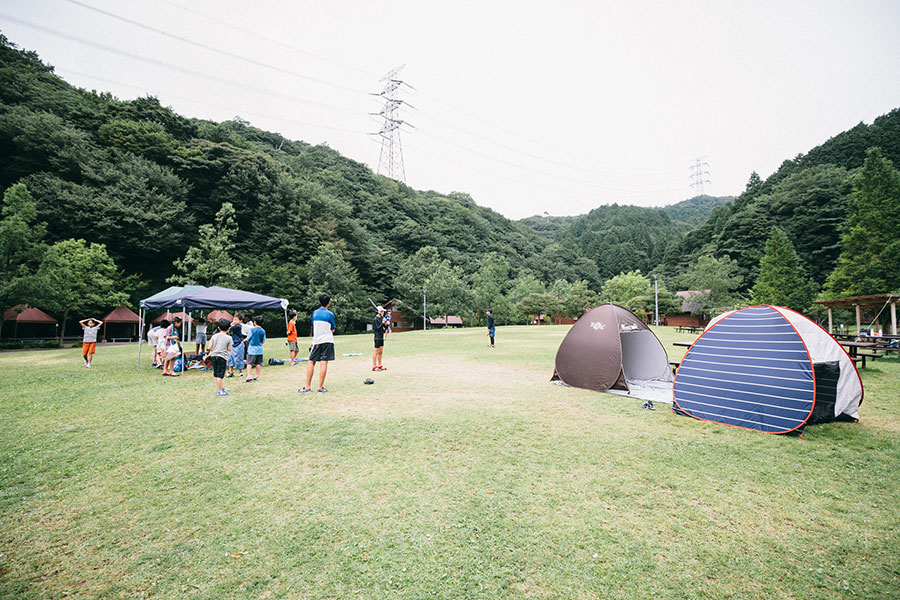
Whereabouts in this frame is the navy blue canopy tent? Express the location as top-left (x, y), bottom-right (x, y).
top-left (144, 286), bottom-right (288, 311)
top-left (137, 286), bottom-right (289, 368)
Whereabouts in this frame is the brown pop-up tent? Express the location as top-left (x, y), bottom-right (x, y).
top-left (551, 304), bottom-right (673, 403)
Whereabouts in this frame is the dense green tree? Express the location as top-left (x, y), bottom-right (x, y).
top-left (825, 148), bottom-right (900, 296)
top-left (424, 261), bottom-right (468, 323)
top-left (170, 202), bottom-right (244, 287)
top-left (394, 247), bottom-right (441, 318)
top-left (36, 239), bottom-right (127, 341)
top-left (472, 252), bottom-right (511, 325)
top-left (600, 270), bottom-right (652, 308)
top-left (515, 292), bottom-right (559, 324)
top-left (0, 183), bottom-right (46, 338)
top-left (550, 279), bottom-right (599, 320)
top-left (751, 228), bottom-right (818, 311)
top-left (679, 255), bottom-right (744, 312)
top-left (305, 242), bottom-right (367, 332)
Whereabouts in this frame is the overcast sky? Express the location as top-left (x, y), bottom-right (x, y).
top-left (1, 0), bottom-right (899, 219)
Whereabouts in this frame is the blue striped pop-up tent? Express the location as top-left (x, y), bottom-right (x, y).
top-left (673, 305), bottom-right (863, 436)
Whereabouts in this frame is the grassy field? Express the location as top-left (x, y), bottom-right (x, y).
top-left (1, 325), bottom-right (898, 599)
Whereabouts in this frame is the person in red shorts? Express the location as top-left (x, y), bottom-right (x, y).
top-left (79, 317), bottom-right (103, 368)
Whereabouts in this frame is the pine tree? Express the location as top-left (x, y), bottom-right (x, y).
top-left (825, 147), bottom-right (900, 296)
top-left (751, 228), bottom-right (817, 311)
top-left (169, 202), bottom-right (244, 287)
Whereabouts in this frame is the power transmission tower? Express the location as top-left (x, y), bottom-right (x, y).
top-left (689, 157), bottom-right (711, 196)
top-left (370, 65), bottom-right (414, 182)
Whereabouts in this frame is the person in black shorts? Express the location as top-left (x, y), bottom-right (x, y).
top-left (372, 305), bottom-right (388, 371)
top-left (300, 293), bottom-right (336, 393)
top-left (205, 318), bottom-right (233, 396)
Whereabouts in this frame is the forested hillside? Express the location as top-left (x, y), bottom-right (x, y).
top-left (1, 33), bottom-right (898, 336)
top-left (661, 195), bottom-right (734, 226)
top-left (666, 109), bottom-right (900, 289)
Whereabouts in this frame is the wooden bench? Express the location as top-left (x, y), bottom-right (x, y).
top-left (109, 337), bottom-right (133, 343)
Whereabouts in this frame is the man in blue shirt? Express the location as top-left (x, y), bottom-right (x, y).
top-left (300, 293), bottom-right (335, 393)
top-left (245, 315), bottom-right (266, 382)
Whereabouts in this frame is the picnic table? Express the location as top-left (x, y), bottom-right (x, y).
top-left (675, 325), bottom-right (703, 334)
top-left (672, 341), bottom-right (695, 348)
top-left (840, 341), bottom-right (878, 368)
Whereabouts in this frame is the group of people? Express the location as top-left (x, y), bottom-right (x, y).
top-left (135, 294), bottom-right (339, 395)
top-left (83, 294), bottom-right (503, 397)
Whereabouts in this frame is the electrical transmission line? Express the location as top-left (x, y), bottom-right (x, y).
top-left (370, 65), bottom-right (414, 182)
top-left (689, 157), bottom-right (711, 196)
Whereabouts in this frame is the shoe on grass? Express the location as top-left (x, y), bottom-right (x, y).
top-left (317, 387), bottom-right (328, 393)
top-left (298, 387), bottom-right (311, 393)
top-left (225, 373), bottom-right (234, 378)
top-left (216, 390), bottom-right (230, 396)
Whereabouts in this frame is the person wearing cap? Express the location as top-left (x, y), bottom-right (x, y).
top-left (372, 305), bottom-right (389, 371)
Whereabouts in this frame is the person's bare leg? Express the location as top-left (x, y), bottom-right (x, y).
top-left (372, 349), bottom-right (378, 369)
top-left (255, 363), bottom-right (261, 379)
top-left (216, 377), bottom-right (224, 392)
top-left (305, 361), bottom-right (316, 389)
top-left (318, 361), bottom-right (328, 389)
top-left (87, 351), bottom-right (94, 366)
top-left (376, 347), bottom-right (383, 368)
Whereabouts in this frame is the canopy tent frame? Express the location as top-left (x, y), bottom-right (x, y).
top-left (138, 286), bottom-right (289, 373)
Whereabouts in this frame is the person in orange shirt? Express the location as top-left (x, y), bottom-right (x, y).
top-left (286, 310), bottom-right (299, 365)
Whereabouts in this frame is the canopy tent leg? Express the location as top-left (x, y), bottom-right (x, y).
top-left (180, 310), bottom-right (188, 378)
top-left (827, 308), bottom-right (833, 333)
top-left (137, 308), bottom-right (143, 368)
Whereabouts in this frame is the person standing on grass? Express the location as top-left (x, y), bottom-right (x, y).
top-left (204, 318), bottom-right (232, 396)
top-left (487, 309), bottom-right (495, 348)
top-left (155, 319), bottom-right (170, 369)
top-left (147, 323), bottom-right (162, 367)
top-left (372, 305), bottom-right (388, 371)
top-left (385, 310), bottom-right (394, 340)
top-left (226, 314), bottom-right (246, 378)
top-left (79, 317), bottom-right (103, 368)
top-left (194, 316), bottom-right (208, 355)
top-left (240, 314), bottom-right (252, 363)
top-left (162, 316), bottom-right (183, 377)
top-left (286, 310), bottom-right (299, 365)
top-left (300, 293), bottom-right (335, 394)
top-left (245, 315), bottom-right (266, 382)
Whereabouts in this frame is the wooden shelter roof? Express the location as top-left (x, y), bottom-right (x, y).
top-left (3, 305), bottom-right (57, 323)
top-left (103, 305), bottom-right (140, 323)
top-left (814, 293), bottom-right (900, 309)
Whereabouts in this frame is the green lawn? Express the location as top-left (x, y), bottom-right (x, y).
top-left (1, 325), bottom-right (898, 599)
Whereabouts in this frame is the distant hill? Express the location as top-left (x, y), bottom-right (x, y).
top-left (662, 195), bottom-right (734, 226)
top-left (516, 214), bottom-right (581, 240)
top-left (556, 204), bottom-right (690, 281)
